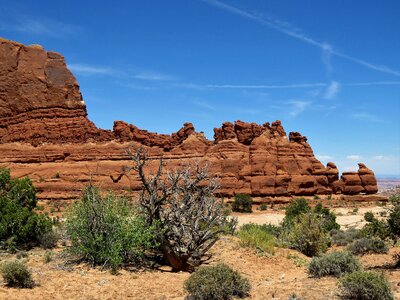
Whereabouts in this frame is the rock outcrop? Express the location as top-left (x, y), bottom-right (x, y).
top-left (0, 38), bottom-right (112, 146)
top-left (0, 38), bottom-right (379, 201)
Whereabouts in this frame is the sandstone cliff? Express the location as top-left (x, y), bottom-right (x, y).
top-left (0, 38), bottom-right (379, 201)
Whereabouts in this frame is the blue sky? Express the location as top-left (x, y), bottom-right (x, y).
top-left (1, 0), bottom-right (399, 176)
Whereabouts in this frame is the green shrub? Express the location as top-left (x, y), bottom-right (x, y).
top-left (16, 251), bottom-right (28, 259)
top-left (43, 251), bottom-right (53, 263)
top-left (283, 198), bottom-right (310, 226)
top-left (38, 230), bottom-right (58, 249)
top-left (387, 202), bottom-right (400, 242)
top-left (66, 185), bottom-right (157, 271)
top-left (389, 194), bottom-right (400, 205)
top-left (360, 213), bottom-right (389, 240)
top-left (347, 238), bottom-right (388, 255)
top-left (258, 204), bottom-right (268, 211)
top-left (338, 271), bottom-right (394, 300)
top-left (283, 200), bottom-right (339, 232)
top-left (364, 212), bottom-right (375, 223)
top-left (184, 263), bottom-right (250, 300)
top-left (330, 228), bottom-right (362, 246)
top-left (1, 260), bottom-right (34, 288)
top-left (0, 168), bottom-right (53, 250)
top-left (308, 251), bottom-right (361, 278)
top-left (312, 202), bottom-right (340, 232)
top-left (232, 194), bottom-right (252, 213)
top-left (240, 223), bottom-right (281, 238)
top-left (238, 224), bottom-right (275, 255)
top-left (285, 213), bottom-right (330, 257)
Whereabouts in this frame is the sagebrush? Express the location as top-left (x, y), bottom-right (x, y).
top-left (308, 251), bottom-right (361, 278)
top-left (338, 271), bottom-right (394, 300)
top-left (1, 260), bottom-right (34, 288)
top-left (347, 238), bottom-right (388, 255)
top-left (184, 263), bottom-right (250, 300)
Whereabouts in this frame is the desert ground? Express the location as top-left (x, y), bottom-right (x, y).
top-left (1, 203), bottom-right (399, 300)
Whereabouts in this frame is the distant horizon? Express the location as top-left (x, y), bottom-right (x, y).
top-left (0, 0), bottom-right (399, 175)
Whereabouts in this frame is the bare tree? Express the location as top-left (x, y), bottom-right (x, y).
top-left (126, 147), bottom-right (236, 271)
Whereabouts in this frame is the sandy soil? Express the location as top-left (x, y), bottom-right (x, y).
top-left (1, 206), bottom-right (399, 300)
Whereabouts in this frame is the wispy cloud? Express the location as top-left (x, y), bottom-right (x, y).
top-left (347, 155), bottom-right (362, 160)
top-left (192, 100), bottom-right (217, 111)
top-left (344, 81), bottom-right (400, 87)
top-left (179, 80), bottom-right (400, 90)
top-left (206, 83), bottom-right (327, 89)
top-left (201, 0), bottom-right (400, 77)
top-left (321, 43), bottom-right (333, 75)
top-left (133, 71), bottom-right (176, 81)
top-left (2, 16), bottom-right (82, 37)
top-left (323, 81), bottom-right (340, 99)
top-left (68, 64), bottom-right (116, 76)
top-left (350, 112), bottom-right (382, 123)
top-left (372, 155), bottom-right (391, 161)
top-left (288, 100), bottom-right (312, 116)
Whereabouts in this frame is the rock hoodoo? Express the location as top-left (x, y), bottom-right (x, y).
top-left (0, 38), bottom-right (379, 201)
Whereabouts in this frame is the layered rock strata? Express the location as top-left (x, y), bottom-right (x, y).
top-left (0, 38), bottom-right (379, 201)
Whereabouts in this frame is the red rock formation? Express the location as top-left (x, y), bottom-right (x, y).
top-left (114, 121), bottom-right (195, 150)
top-left (0, 38), bottom-right (112, 146)
top-left (0, 38), bottom-right (379, 201)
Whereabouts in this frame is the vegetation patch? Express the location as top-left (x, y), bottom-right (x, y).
top-left (284, 212), bottom-right (330, 257)
top-left (66, 185), bottom-right (157, 271)
top-left (308, 251), bottom-right (361, 278)
top-left (330, 228), bottom-right (362, 246)
top-left (184, 263), bottom-right (251, 300)
top-left (338, 271), bottom-right (394, 300)
top-left (1, 260), bottom-right (34, 288)
top-left (238, 224), bottom-right (275, 255)
top-left (232, 194), bottom-right (253, 213)
top-left (0, 168), bottom-right (53, 251)
top-left (347, 238), bottom-right (388, 256)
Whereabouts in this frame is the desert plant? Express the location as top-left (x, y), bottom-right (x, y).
top-left (0, 168), bottom-right (53, 250)
top-left (283, 198), bottom-right (310, 227)
top-left (284, 212), bottom-right (330, 257)
top-left (66, 185), bottom-right (157, 271)
top-left (330, 228), bottom-right (362, 246)
top-left (240, 223), bottom-right (281, 238)
top-left (232, 194), bottom-right (253, 213)
top-left (127, 148), bottom-right (236, 271)
top-left (393, 253), bottom-right (400, 268)
top-left (16, 251), bottom-right (28, 259)
top-left (38, 230), bottom-right (58, 249)
top-left (338, 271), bottom-right (394, 300)
top-left (387, 198), bottom-right (400, 243)
top-left (184, 263), bottom-right (250, 300)
top-left (312, 202), bottom-right (340, 232)
top-left (288, 294), bottom-right (302, 300)
top-left (347, 238), bottom-right (388, 255)
top-left (283, 200), bottom-right (339, 232)
top-left (238, 224), bottom-right (275, 255)
top-left (0, 260), bottom-right (34, 288)
top-left (258, 203), bottom-right (268, 211)
top-left (308, 251), bottom-right (361, 278)
top-left (360, 213), bottom-right (389, 240)
top-left (43, 251), bottom-right (53, 263)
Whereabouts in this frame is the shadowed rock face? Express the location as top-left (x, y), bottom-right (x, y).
top-left (0, 38), bottom-right (378, 201)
